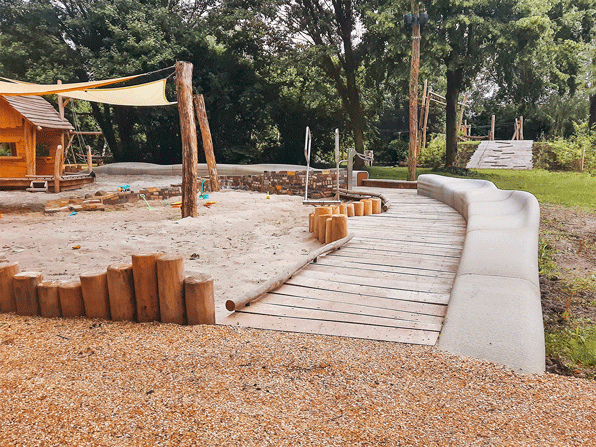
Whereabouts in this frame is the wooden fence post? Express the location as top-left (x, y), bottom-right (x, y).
top-left (176, 61), bottom-right (198, 218)
top-left (58, 280), bottom-right (86, 317)
top-left (132, 253), bottom-right (161, 322)
top-left (157, 255), bottom-right (186, 325)
top-left (80, 270), bottom-right (111, 319)
top-left (185, 275), bottom-right (215, 325)
top-left (107, 263), bottom-right (136, 321)
top-left (38, 280), bottom-right (62, 318)
top-left (0, 262), bottom-right (20, 313)
top-left (12, 272), bottom-right (42, 316)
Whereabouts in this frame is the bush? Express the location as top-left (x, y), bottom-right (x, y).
top-left (534, 123), bottom-right (596, 174)
top-left (372, 139), bottom-right (409, 165)
top-left (418, 134), bottom-right (446, 168)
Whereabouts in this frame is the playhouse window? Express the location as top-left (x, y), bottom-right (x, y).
top-left (0, 142), bottom-right (17, 156)
top-left (36, 143), bottom-right (50, 157)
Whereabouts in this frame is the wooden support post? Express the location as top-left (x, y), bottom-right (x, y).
top-left (457, 93), bottom-right (468, 134)
top-left (371, 198), bottom-right (382, 214)
top-left (193, 94), bottom-right (219, 192)
top-left (176, 61), bottom-right (198, 218)
top-left (157, 255), bottom-right (186, 325)
top-left (331, 214), bottom-right (348, 242)
top-left (54, 145), bottom-right (63, 193)
top-left (316, 213), bottom-right (331, 243)
top-left (332, 205), bottom-right (340, 215)
top-left (38, 281), bottom-right (62, 318)
top-left (12, 272), bottom-right (41, 316)
top-left (520, 116), bottom-right (524, 140)
top-left (132, 253), bottom-right (161, 322)
top-left (58, 280), bottom-right (85, 317)
top-left (324, 217), bottom-right (333, 244)
top-left (80, 270), bottom-right (111, 319)
top-left (407, 9), bottom-right (421, 182)
top-left (346, 203), bottom-right (355, 217)
top-left (185, 275), bottom-right (215, 325)
top-left (107, 263), bottom-right (136, 321)
top-left (417, 79), bottom-right (428, 155)
top-left (491, 115), bottom-right (495, 140)
top-left (361, 199), bottom-right (373, 215)
top-left (86, 145), bottom-right (93, 173)
top-left (353, 201), bottom-right (364, 216)
top-left (339, 204), bottom-right (348, 215)
top-left (0, 261), bottom-right (20, 313)
top-left (308, 213), bottom-right (315, 233)
top-left (422, 86), bottom-right (431, 149)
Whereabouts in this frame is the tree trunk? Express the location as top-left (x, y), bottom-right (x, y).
top-left (589, 94), bottom-right (596, 130)
top-left (114, 106), bottom-right (138, 161)
top-left (91, 103), bottom-right (118, 160)
top-left (445, 68), bottom-right (463, 167)
top-left (408, 21), bottom-right (421, 181)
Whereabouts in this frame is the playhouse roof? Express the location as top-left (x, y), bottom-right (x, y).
top-left (2, 95), bottom-right (74, 131)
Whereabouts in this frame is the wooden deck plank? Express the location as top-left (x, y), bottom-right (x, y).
top-left (223, 313), bottom-right (439, 345)
top-left (313, 258), bottom-right (455, 279)
top-left (270, 284), bottom-right (448, 317)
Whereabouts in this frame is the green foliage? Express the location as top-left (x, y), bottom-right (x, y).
top-left (546, 322), bottom-right (596, 369)
top-left (534, 123), bottom-right (596, 173)
top-left (418, 134), bottom-right (446, 168)
top-left (538, 239), bottom-right (559, 277)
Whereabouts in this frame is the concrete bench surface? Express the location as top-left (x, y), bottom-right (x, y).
top-left (418, 174), bottom-right (544, 374)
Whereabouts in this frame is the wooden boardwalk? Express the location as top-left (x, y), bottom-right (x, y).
top-left (222, 189), bottom-right (466, 346)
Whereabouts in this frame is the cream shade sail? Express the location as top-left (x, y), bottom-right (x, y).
top-left (61, 79), bottom-right (176, 107)
top-left (0, 74), bottom-right (140, 96)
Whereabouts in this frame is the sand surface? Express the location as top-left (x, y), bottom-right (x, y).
top-left (0, 173), bottom-right (319, 321)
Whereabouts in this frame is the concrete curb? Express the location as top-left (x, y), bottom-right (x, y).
top-left (417, 174), bottom-right (545, 374)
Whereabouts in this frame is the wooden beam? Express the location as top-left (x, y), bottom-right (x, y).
top-left (53, 144), bottom-right (63, 193)
top-left (176, 61), bottom-right (198, 218)
top-left (193, 94), bottom-right (220, 192)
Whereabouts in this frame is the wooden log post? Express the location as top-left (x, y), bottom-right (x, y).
top-left (194, 94), bottom-right (219, 192)
top-left (0, 261), bottom-right (20, 313)
top-left (314, 206), bottom-right (332, 240)
top-left (339, 203), bottom-right (348, 215)
top-left (371, 198), bottom-right (382, 214)
top-left (361, 199), bottom-right (373, 215)
top-left (107, 263), bottom-right (136, 321)
top-left (346, 203), bottom-right (355, 217)
top-left (176, 61), bottom-right (198, 218)
top-left (132, 253), bottom-right (161, 322)
top-left (157, 255), bottom-right (186, 325)
top-left (316, 213), bottom-right (331, 243)
top-left (86, 145), bottom-right (93, 173)
top-left (80, 270), bottom-right (111, 319)
top-left (37, 281), bottom-right (62, 318)
top-left (331, 214), bottom-right (349, 242)
top-left (332, 205), bottom-right (340, 215)
top-left (185, 275), bottom-right (215, 325)
top-left (324, 217), bottom-right (333, 244)
top-left (491, 115), bottom-right (496, 140)
top-left (58, 280), bottom-right (86, 318)
top-left (12, 272), bottom-right (42, 316)
top-left (308, 213), bottom-right (315, 233)
top-left (53, 145), bottom-right (63, 193)
top-left (353, 201), bottom-right (364, 216)
top-left (520, 115), bottom-right (524, 140)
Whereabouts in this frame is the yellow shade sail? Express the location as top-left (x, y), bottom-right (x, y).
top-left (0, 74), bottom-right (141, 96)
top-left (61, 79), bottom-right (176, 107)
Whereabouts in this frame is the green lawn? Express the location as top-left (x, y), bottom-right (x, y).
top-left (366, 167), bottom-right (596, 209)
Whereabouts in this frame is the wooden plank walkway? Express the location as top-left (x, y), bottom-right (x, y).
top-left (222, 188), bottom-right (466, 346)
top-left (467, 140), bottom-right (534, 170)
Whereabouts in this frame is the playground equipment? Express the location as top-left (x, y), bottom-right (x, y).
top-left (303, 127), bottom-right (341, 205)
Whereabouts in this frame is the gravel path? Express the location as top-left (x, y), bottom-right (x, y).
top-left (1, 314), bottom-right (595, 446)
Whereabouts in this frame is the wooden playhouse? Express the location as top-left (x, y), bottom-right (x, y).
top-left (0, 95), bottom-right (94, 192)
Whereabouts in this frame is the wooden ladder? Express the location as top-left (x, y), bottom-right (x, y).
top-left (26, 180), bottom-right (48, 193)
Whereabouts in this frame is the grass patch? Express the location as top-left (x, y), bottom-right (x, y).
top-left (546, 321), bottom-right (596, 373)
top-left (365, 167), bottom-right (596, 209)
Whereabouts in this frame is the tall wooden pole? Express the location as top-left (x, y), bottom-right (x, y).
top-left (176, 61), bottom-right (198, 218)
top-left (416, 79), bottom-right (428, 156)
top-left (407, 2), bottom-right (421, 182)
top-left (193, 94), bottom-right (220, 192)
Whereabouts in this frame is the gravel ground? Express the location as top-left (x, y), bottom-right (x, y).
top-left (1, 314), bottom-right (595, 446)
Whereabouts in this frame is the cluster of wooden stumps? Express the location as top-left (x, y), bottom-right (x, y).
top-left (0, 253), bottom-right (215, 325)
top-left (308, 198), bottom-right (382, 244)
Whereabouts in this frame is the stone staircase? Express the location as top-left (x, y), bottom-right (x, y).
top-left (467, 140), bottom-right (533, 170)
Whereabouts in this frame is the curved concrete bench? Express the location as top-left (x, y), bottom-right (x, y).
top-left (418, 174), bottom-right (544, 374)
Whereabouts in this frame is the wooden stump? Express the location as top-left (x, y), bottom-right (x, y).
top-left (346, 203), bottom-right (355, 217)
top-left (132, 252), bottom-right (161, 322)
top-left (185, 275), bottom-right (215, 325)
top-left (157, 255), bottom-right (186, 325)
top-left (332, 206), bottom-right (340, 215)
top-left (339, 204), bottom-right (348, 215)
top-left (353, 201), bottom-right (364, 216)
top-left (315, 213), bottom-right (332, 242)
top-left (324, 217), bottom-right (333, 244)
top-left (58, 280), bottom-right (85, 318)
top-left (371, 198), bottom-right (382, 214)
top-left (12, 272), bottom-right (42, 316)
top-left (361, 199), bottom-right (373, 215)
top-left (107, 263), bottom-right (136, 321)
top-left (332, 214), bottom-right (349, 242)
top-left (80, 270), bottom-right (111, 319)
top-left (38, 280), bottom-right (62, 318)
top-left (314, 206), bottom-right (332, 239)
top-left (308, 213), bottom-right (315, 233)
top-left (0, 262), bottom-right (20, 313)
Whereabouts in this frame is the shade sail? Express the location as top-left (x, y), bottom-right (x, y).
top-left (0, 74), bottom-right (140, 96)
top-left (61, 79), bottom-right (176, 107)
